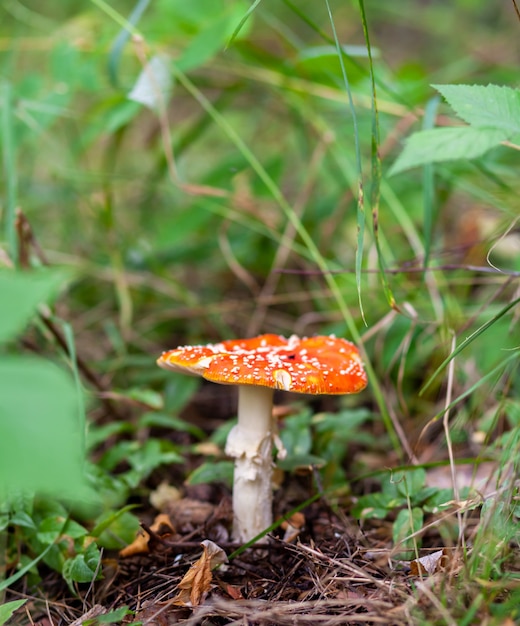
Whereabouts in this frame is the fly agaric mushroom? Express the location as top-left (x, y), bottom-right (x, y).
top-left (157, 334), bottom-right (367, 543)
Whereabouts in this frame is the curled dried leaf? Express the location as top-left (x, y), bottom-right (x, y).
top-left (173, 540), bottom-right (228, 607)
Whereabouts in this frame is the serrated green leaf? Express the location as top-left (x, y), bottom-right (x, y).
top-left (389, 126), bottom-right (506, 175)
top-left (0, 269), bottom-right (69, 343)
top-left (433, 83), bottom-right (520, 135)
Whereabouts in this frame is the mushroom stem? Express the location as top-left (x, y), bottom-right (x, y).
top-left (224, 385), bottom-right (275, 542)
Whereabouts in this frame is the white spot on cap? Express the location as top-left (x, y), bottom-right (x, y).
top-left (273, 369), bottom-right (292, 391)
top-left (196, 356), bottom-right (215, 370)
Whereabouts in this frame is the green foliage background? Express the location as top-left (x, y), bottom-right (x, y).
top-left (0, 0), bottom-right (519, 619)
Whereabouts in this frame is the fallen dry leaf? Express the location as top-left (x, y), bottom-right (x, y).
top-left (151, 513), bottom-right (176, 534)
top-left (220, 581), bottom-right (244, 600)
top-left (281, 512), bottom-right (305, 543)
top-left (173, 540), bottom-right (228, 607)
top-left (119, 528), bottom-right (150, 558)
top-left (410, 548), bottom-right (452, 576)
top-left (119, 513), bottom-right (175, 557)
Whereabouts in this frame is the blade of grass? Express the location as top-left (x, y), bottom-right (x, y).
top-left (227, 0), bottom-right (264, 48)
top-left (420, 296), bottom-right (520, 395)
top-left (427, 350), bottom-right (518, 425)
top-left (324, 0), bottom-right (365, 322)
top-left (90, 0), bottom-right (141, 34)
top-left (282, 0), bottom-right (411, 108)
top-left (108, 0), bottom-right (151, 88)
top-left (1, 81), bottom-right (18, 263)
top-left (357, 0), bottom-right (397, 311)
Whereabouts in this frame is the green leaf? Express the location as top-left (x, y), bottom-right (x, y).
top-left (351, 491), bottom-right (394, 519)
top-left (186, 460), bottom-right (234, 487)
top-left (313, 408), bottom-right (372, 434)
top-left (139, 411), bottom-right (205, 439)
top-left (0, 269), bottom-right (69, 343)
top-left (0, 527), bottom-right (63, 592)
top-left (281, 413), bottom-right (312, 458)
top-left (433, 83), bottom-right (520, 135)
top-left (93, 508), bottom-right (140, 550)
top-left (163, 373), bottom-right (200, 413)
top-left (176, 8), bottom-right (247, 72)
top-left (119, 387), bottom-right (164, 410)
top-left (37, 516), bottom-right (87, 544)
top-left (389, 126), bottom-right (507, 175)
top-left (0, 356), bottom-right (90, 500)
top-left (0, 600), bottom-right (27, 625)
top-left (62, 542), bottom-right (101, 586)
top-left (99, 438), bottom-right (182, 482)
top-left (393, 468), bottom-right (426, 498)
top-left (422, 487), bottom-right (458, 513)
top-left (8, 511), bottom-right (37, 530)
top-left (128, 439), bottom-right (183, 472)
top-left (277, 453), bottom-right (326, 472)
top-left (86, 421), bottom-right (135, 452)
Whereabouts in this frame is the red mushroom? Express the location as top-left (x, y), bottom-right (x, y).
top-left (157, 334), bottom-right (367, 543)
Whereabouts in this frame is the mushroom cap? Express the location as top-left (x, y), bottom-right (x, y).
top-left (157, 334), bottom-right (367, 395)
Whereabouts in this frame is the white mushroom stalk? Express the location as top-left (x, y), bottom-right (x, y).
top-left (224, 385), bottom-right (276, 542)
